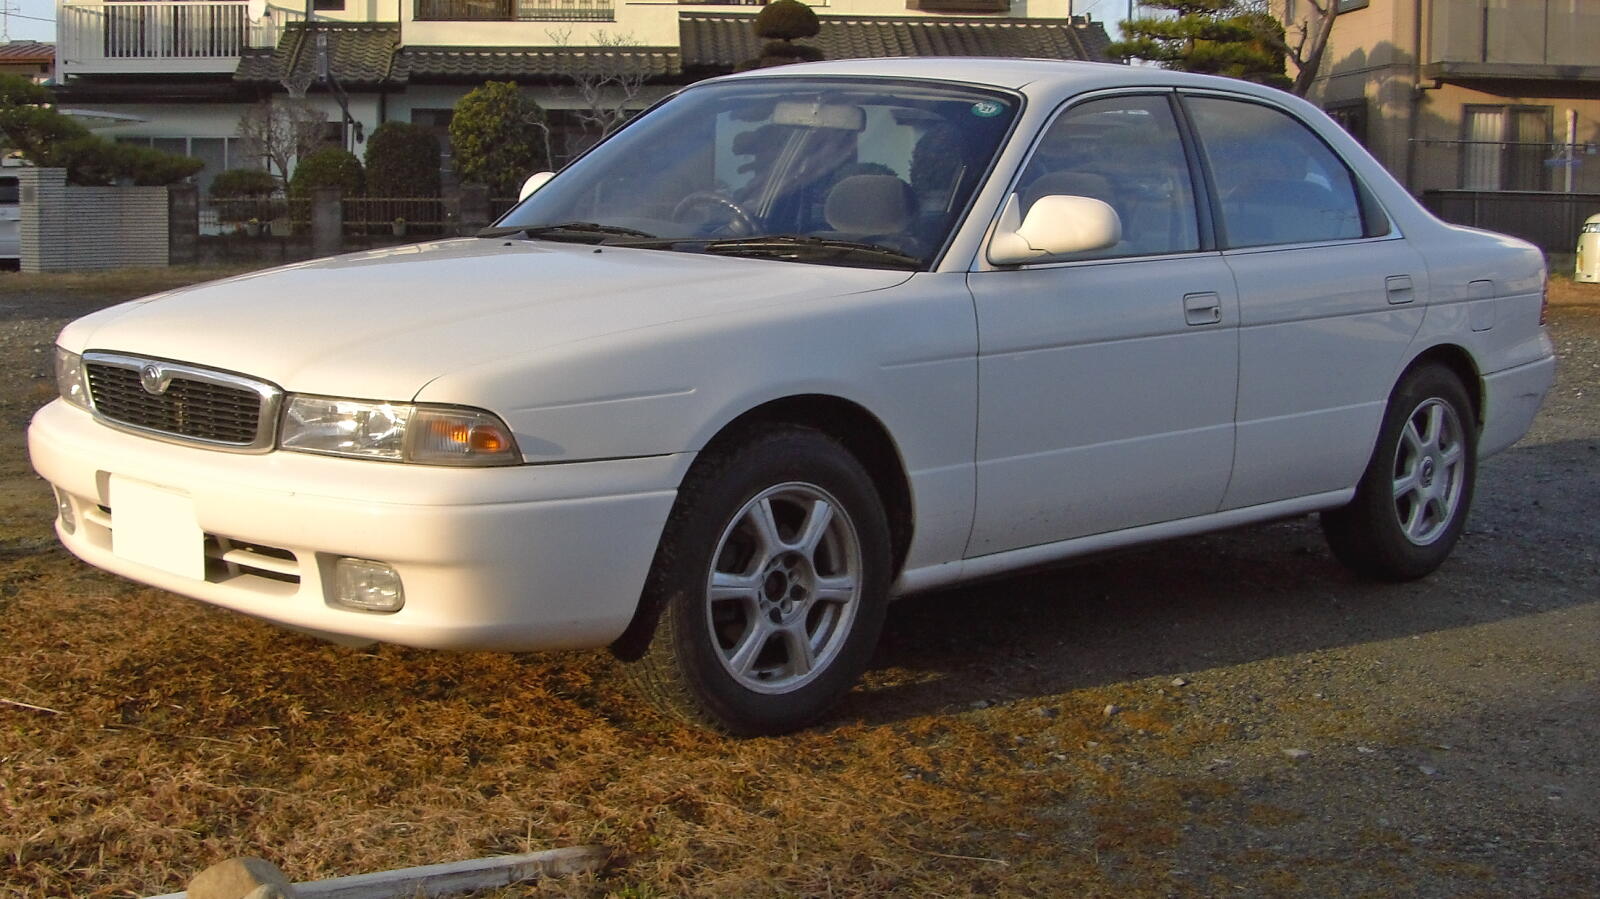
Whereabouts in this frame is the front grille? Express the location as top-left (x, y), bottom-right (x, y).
top-left (83, 354), bottom-right (280, 450)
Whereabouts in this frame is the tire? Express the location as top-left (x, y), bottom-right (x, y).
top-left (624, 425), bottom-right (892, 736)
top-left (1321, 364), bottom-right (1478, 581)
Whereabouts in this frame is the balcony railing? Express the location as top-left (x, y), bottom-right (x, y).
top-left (414, 0), bottom-right (614, 22)
top-left (1429, 0), bottom-right (1600, 74)
top-left (60, 1), bottom-right (302, 74)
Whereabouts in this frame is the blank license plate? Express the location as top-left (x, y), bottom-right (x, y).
top-left (110, 476), bottom-right (205, 580)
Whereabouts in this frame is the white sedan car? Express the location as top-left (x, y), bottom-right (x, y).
top-left (30, 59), bottom-right (1555, 734)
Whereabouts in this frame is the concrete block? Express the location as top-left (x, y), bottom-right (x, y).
top-left (187, 858), bottom-right (298, 899)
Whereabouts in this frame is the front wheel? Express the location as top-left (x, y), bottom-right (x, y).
top-left (625, 426), bottom-right (891, 736)
top-left (1321, 364), bottom-right (1478, 581)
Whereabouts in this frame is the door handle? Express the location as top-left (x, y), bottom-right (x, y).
top-left (1386, 275), bottom-right (1415, 305)
top-left (1183, 292), bottom-right (1222, 326)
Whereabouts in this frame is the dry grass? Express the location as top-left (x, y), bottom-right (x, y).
top-left (0, 561), bottom-right (1227, 898)
top-left (0, 514), bottom-right (1252, 897)
top-left (1548, 273), bottom-right (1600, 306)
top-left (0, 266), bottom-right (266, 301)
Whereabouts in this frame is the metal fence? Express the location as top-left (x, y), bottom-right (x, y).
top-left (1421, 190), bottom-right (1600, 254)
top-left (342, 197), bottom-right (450, 236)
top-left (199, 197), bottom-right (305, 235)
top-left (414, 0), bottom-right (613, 21)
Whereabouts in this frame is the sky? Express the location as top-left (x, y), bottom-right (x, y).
top-left (4, 0), bottom-right (55, 44)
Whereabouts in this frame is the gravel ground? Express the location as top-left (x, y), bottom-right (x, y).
top-left (1, 274), bottom-right (1596, 896)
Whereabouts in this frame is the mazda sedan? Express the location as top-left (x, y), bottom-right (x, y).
top-left (30, 59), bottom-right (1556, 734)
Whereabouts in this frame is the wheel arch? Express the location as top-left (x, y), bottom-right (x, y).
top-left (1399, 343), bottom-right (1484, 428)
top-left (609, 392), bottom-right (915, 661)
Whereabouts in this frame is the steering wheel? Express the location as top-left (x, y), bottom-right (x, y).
top-left (672, 191), bottom-right (758, 237)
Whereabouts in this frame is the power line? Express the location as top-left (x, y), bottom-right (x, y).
top-left (5, 11), bottom-right (53, 23)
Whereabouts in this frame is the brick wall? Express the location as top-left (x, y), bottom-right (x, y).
top-left (19, 169), bottom-right (170, 272)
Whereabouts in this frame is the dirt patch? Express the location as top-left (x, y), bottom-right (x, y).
top-left (1548, 274), bottom-right (1600, 306)
top-left (0, 277), bottom-right (1596, 897)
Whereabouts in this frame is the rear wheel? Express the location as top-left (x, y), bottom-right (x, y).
top-left (625, 426), bottom-right (891, 736)
top-left (1322, 364), bottom-right (1477, 581)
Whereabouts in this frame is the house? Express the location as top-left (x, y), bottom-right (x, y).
top-left (1278, 0), bottom-right (1600, 250)
top-left (51, 0), bottom-right (1113, 197)
top-left (1283, 0), bottom-right (1600, 194)
top-left (0, 40), bottom-right (54, 83)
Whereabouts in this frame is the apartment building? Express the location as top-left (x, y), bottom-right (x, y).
top-left (1284, 0), bottom-right (1600, 195)
top-left (51, 0), bottom-right (1113, 192)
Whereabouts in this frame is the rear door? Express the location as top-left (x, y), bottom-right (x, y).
top-left (1179, 93), bottom-right (1427, 510)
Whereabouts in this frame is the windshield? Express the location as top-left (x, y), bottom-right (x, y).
top-left (495, 77), bottom-right (1020, 269)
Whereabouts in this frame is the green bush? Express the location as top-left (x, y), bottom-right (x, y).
top-left (364, 121), bottom-right (441, 198)
top-left (449, 81), bottom-right (549, 196)
top-left (208, 168), bottom-right (277, 199)
top-left (289, 147), bottom-right (364, 198)
top-left (756, 0), bottom-right (819, 41)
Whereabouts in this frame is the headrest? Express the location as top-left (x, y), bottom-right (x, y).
top-left (824, 174), bottom-right (915, 234)
top-left (1023, 171), bottom-right (1115, 214)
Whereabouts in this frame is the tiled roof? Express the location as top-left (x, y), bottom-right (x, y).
top-left (235, 23), bottom-right (401, 86)
top-left (678, 13), bottom-right (1115, 71)
top-left (0, 40), bottom-right (53, 64)
top-left (233, 15), bottom-right (1115, 88)
top-left (396, 47), bottom-right (680, 80)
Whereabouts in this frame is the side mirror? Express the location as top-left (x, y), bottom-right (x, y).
top-left (987, 193), bottom-right (1121, 266)
top-left (518, 171), bottom-right (555, 201)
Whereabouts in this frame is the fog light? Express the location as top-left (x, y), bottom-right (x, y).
top-left (331, 558), bottom-right (404, 613)
top-left (54, 488), bottom-right (76, 535)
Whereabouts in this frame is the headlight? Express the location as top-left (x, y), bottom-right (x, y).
top-left (53, 347), bottom-right (90, 410)
top-left (279, 396), bottom-right (520, 466)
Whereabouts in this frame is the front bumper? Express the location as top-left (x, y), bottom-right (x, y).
top-left (28, 399), bottom-right (685, 651)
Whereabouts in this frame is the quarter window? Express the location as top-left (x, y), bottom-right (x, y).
top-left (1014, 94), bottom-right (1200, 260)
top-left (1186, 96), bottom-right (1365, 248)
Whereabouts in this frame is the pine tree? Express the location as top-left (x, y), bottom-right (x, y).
top-left (1106, 0), bottom-right (1290, 90)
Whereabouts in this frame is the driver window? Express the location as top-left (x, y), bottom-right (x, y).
top-left (1016, 94), bottom-right (1200, 260)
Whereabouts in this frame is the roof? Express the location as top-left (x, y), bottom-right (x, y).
top-left (397, 46), bottom-right (680, 80)
top-left (678, 13), bottom-right (1114, 72)
top-left (0, 40), bottom-right (53, 64)
top-left (233, 15), bottom-right (1115, 88)
top-left (235, 23), bottom-right (400, 86)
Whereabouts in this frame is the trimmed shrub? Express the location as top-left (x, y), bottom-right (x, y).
top-left (289, 147), bottom-right (364, 198)
top-left (756, 0), bottom-right (819, 41)
top-left (209, 168), bottom-right (277, 199)
top-left (449, 81), bottom-right (549, 196)
top-left (740, 1), bottom-right (823, 70)
top-left (364, 121), bottom-right (441, 198)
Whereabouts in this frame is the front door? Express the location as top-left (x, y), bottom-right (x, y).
top-left (967, 93), bottom-right (1239, 556)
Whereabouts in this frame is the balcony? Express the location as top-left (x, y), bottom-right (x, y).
top-left (59, 1), bottom-right (302, 77)
top-left (414, 0), bottom-right (614, 22)
top-left (1428, 0), bottom-right (1600, 80)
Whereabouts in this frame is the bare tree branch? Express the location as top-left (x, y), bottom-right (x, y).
top-left (546, 29), bottom-right (649, 160)
top-left (236, 94), bottom-right (327, 190)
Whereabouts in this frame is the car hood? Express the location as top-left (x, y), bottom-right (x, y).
top-left (58, 238), bottom-right (913, 400)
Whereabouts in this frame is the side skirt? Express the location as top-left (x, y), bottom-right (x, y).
top-left (892, 488), bottom-right (1355, 598)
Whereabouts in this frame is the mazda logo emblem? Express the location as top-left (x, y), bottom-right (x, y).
top-left (140, 364), bottom-right (168, 395)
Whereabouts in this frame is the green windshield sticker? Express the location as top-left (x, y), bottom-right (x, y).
top-left (971, 100), bottom-right (1005, 118)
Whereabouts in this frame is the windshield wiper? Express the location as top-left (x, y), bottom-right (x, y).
top-left (477, 222), bottom-right (657, 242)
top-left (606, 234), bottom-right (922, 269)
top-left (701, 235), bottom-right (922, 269)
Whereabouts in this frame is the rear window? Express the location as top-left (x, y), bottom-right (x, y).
top-left (0, 177), bottom-right (18, 205)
